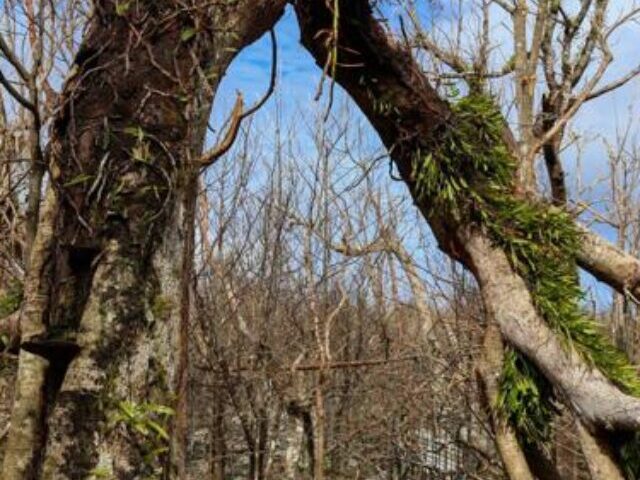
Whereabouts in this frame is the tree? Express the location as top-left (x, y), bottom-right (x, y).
top-left (295, 0), bottom-right (640, 477)
top-left (0, 1), bottom-right (285, 478)
top-left (2, 0), bottom-right (640, 478)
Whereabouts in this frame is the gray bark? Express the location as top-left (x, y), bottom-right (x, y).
top-left (577, 225), bottom-right (640, 301)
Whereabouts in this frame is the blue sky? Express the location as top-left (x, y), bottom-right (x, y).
top-left (215, 2), bottom-right (640, 168)
top-left (212, 6), bottom-right (328, 131)
top-left (209, 2), bottom-right (640, 307)
top-left (213, 2), bottom-right (640, 214)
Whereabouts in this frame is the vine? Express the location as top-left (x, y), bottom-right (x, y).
top-left (413, 94), bottom-right (640, 471)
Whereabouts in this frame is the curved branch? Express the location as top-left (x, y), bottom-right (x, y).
top-left (0, 70), bottom-right (36, 113)
top-left (199, 29), bottom-right (278, 167)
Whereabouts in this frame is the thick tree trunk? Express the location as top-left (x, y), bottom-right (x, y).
top-left (283, 414), bottom-right (305, 479)
top-left (286, 400), bottom-right (314, 479)
top-left (2, 1), bottom-right (285, 478)
top-left (0, 96), bottom-right (19, 465)
top-left (294, 0), bottom-right (640, 441)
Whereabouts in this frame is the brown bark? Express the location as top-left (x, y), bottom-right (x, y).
top-left (543, 139), bottom-right (567, 205)
top-left (2, 185), bottom-right (56, 480)
top-left (0, 354), bottom-right (17, 465)
top-left (2, 1), bottom-right (286, 478)
top-left (294, 0), bottom-right (640, 436)
top-left (23, 116), bottom-right (43, 268)
top-left (540, 96), bottom-right (567, 205)
top-left (175, 172), bottom-right (197, 479)
top-left (313, 372), bottom-right (325, 480)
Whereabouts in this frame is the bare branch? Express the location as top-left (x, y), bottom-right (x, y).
top-left (0, 33), bottom-right (31, 82)
top-left (586, 64), bottom-right (640, 102)
top-left (0, 69), bottom-right (36, 113)
top-left (199, 29), bottom-right (277, 167)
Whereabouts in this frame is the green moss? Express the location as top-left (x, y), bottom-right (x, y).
top-left (0, 280), bottom-right (22, 318)
top-left (87, 465), bottom-right (114, 479)
top-left (413, 94), bottom-right (640, 465)
top-left (151, 295), bottom-right (173, 322)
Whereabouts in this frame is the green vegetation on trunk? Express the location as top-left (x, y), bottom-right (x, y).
top-left (413, 94), bottom-right (640, 474)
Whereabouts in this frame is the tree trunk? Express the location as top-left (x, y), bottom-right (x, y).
top-left (576, 420), bottom-right (625, 480)
top-left (0, 95), bottom-right (20, 465)
top-left (283, 413), bottom-right (305, 479)
top-left (2, 1), bottom-right (285, 478)
top-left (478, 324), bottom-right (535, 480)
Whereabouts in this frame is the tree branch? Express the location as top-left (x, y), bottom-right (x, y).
top-left (199, 29), bottom-right (277, 167)
top-left (0, 70), bottom-right (36, 113)
top-left (294, 0), bottom-right (640, 434)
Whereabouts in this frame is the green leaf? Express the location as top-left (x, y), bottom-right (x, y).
top-left (63, 174), bottom-right (93, 188)
top-left (151, 405), bottom-right (175, 416)
top-left (180, 27), bottom-right (196, 42)
top-left (133, 423), bottom-right (150, 437)
top-left (124, 126), bottom-right (144, 141)
top-left (147, 419), bottom-right (170, 440)
top-left (115, 1), bottom-right (131, 15)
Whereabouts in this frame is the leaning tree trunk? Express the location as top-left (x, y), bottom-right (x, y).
top-left (1, 1), bottom-right (285, 479)
top-left (294, 0), bottom-right (640, 468)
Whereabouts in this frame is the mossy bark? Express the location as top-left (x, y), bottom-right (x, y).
top-left (40, 235), bottom-right (183, 477)
top-left (0, 354), bottom-right (18, 467)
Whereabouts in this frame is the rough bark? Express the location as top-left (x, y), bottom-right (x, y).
top-left (0, 96), bottom-right (20, 465)
top-left (2, 1), bottom-right (286, 478)
top-left (2, 352), bottom-right (47, 480)
top-left (576, 420), bottom-right (625, 480)
top-left (294, 0), bottom-right (640, 436)
top-left (478, 324), bottom-right (535, 480)
top-left (2, 186), bottom-right (58, 480)
top-left (23, 118), bottom-right (44, 268)
top-left (283, 417), bottom-right (305, 479)
top-left (0, 354), bottom-right (19, 468)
